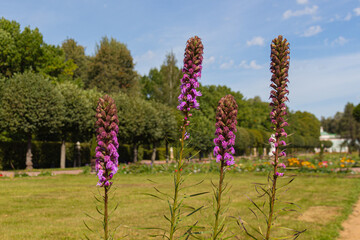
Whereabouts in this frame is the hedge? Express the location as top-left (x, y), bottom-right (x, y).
top-left (0, 141), bottom-right (91, 170)
top-left (0, 141), bottom-right (220, 170)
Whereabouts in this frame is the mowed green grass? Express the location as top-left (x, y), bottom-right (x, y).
top-left (0, 172), bottom-right (359, 239)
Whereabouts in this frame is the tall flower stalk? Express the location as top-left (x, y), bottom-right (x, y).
top-left (168, 36), bottom-right (204, 240)
top-left (94, 95), bottom-right (119, 240)
top-left (212, 95), bottom-right (238, 240)
top-left (265, 35), bottom-right (290, 240)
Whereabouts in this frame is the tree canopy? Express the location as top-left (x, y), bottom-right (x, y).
top-left (140, 52), bottom-right (182, 107)
top-left (87, 37), bottom-right (138, 93)
top-left (0, 72), bottom-right (64, 137)
top-left (0, 17), bottom-right (335, 168)
top-left (0, 18), bottom-right (76, 79)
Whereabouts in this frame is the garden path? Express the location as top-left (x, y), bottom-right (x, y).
top-left (0, 169), bottom-right (83, 177)
top-left (338, 197), bottom-right (360, 240)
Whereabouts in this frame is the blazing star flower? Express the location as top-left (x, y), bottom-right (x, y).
top-left (177, 36), bottom-right (204, 138)
top-left (269, 35), bottom-right (290, 177)
top-left (95, 95), bottom-right (119, 187)
top-left (213, 95), bottom-right (238, 166)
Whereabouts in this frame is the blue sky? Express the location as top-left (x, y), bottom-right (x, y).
top-left (1, 0), bottom-right (360, 119)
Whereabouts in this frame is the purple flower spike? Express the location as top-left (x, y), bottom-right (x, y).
top-left (269, 35), bottom-right (290, 177)
top-left (177, 36), bottom-right (204, 140)
top-left (278, 163), bottom-right (286, 169)
top-left (95, 95), bottom-right (119, 187)
top-left (213, 95), bottom-right (238, 167)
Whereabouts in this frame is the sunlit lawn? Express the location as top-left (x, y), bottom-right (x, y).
top-left (0, 172), bottom-right (359, 239)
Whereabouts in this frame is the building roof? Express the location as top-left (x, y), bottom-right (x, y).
top-left (320, 130), bottom-right (337, 137)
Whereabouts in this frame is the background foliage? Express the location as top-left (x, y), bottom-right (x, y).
top-left (1, 17), bottom-right (354, 170)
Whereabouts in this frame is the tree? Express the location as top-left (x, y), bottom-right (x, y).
top-left (115, 93), bottom-right (152, 162)
top-left (140, 68), bottom-right (163, 100)
top-left (140, 52), bottom-right (182, 107)
top-left (287, 111), bottom-right (320, 150)
top-left (198, 85), bottom-right (245, 121)
top-left (235, 127), bottom-right (251, 156)
top-left (158, 52), bottom-right (182, 106)
top-left (0, 72), bottom-right (65, 169)
top-left (17, 26), bottom-right (44, 73)
top-left (0, 18), bottom-right (76, 79)
top-left (353, 103), bottom-right (360, 123)
top-left (61, 38), bottom-right (89, 83)
top-left (238, 96), bottom-right (272, 131)
top-left (38, 43), bottom-right (77, 81)
top-left (188, 113), bottom-right (215, 160)
top-left (56, 82), bottom-right (100, 168)
top-left (339, 103), bottom-right (360, 153)
top-left (321, 112), bottom-right (342, 134)
top-left (151, 103), bottom-right (178, 163)
top-left (87, 37), bottom-right (137, 93)
top-left (0, 18), bottom-right (33, 77)
top-left (0, 28), bottom-right (19, 77)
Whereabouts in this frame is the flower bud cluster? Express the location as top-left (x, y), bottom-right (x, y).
top-left (177, 36), bottom-right (204, 131)
top-left (213, 95), bottom-right (238, 166)
top-left (95, 95), bottom-right (119, 187)
top-left (269, 35), bottom-right (290, 177)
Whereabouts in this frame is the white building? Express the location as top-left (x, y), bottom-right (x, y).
top-left (315, 127), bottom-right (348, 153)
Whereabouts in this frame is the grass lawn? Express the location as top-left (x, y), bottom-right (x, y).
top-left (0, 172), bottom-right (359, 239)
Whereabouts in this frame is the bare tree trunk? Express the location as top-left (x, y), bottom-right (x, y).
top-left (73, 151), bottom-right (76, 167)
top-left (26, 135), bottom-right (33, 170)
top-left (78, 148), bottom-right (81, 167)
top-left (165, 141), bottom-right (169, 164)
top-left (151, 143), bottom-right (157, 164)
top-left (133, 143), bottom-right (139, 163)
top-left (60, 139), bottom-right (66, 169)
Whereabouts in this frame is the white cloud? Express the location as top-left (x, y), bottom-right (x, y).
top-left (288, 53), bottom-right (360, 118)
top-left (329, 13), bottom-right (352, 22)
top-left (297, 0), bottom-right (308, 4)
top-left (246, 36), bottom-right (265, 46)
top-left (134, 50), bottom-right (161, 75)
top-left (302, 25), bottom-right (322, 37)
top-left (239, 60), bottom-right (263, 70)
top-left (283, 5), bottom-right (318, 19)
top-left (354, 7), bottom-right (360, 16)
top-left (332, 36), bottom-right (348, 46)
top-left (203, 56), bottom-right (215, 65)
top-left (220, 60), bottom-right (234, 69)
top-left (135, 50), bottom-right (156, 62)
top-left (344, 13), bottom-right (352, 21)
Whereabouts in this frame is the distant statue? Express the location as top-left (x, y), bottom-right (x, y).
top-left (170, 147), bottom-right (174, 162)
top-left (269, 134), bottom-right (276, 157)
top-left (26, 150), bottom-right (33, 170)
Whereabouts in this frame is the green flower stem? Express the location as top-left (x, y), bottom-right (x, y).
top-left (212, 160), bottom-right (225, 240)
top-left (169, 123), bottom-right (186, 240)
top-left (104, 185), bottom-right (109, 240)
top-left (266, 138), bottom-right (279, 240)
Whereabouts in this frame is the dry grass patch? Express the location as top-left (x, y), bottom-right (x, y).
top-left (299, 206), bottom-right (341, 224)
